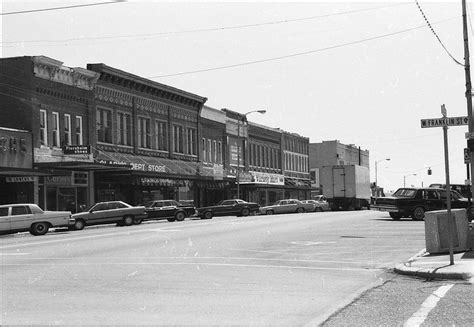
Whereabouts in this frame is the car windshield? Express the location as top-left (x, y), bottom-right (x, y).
top-left (393, 189), bottom-right (417, 197)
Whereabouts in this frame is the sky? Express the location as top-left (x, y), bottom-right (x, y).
top-left (1, 0), bottom-right (473, 193)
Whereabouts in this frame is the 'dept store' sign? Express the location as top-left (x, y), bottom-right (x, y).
top-left (0, 128), bottom-right (32, 169)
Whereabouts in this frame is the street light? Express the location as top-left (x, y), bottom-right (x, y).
top-left (375, 158), bottom-right (390, 197)
top-left (403, 173), bottom-right (417, 187)
top-left (236, 110), bottom-right (266, 199)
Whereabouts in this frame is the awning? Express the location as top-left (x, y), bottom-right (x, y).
top-left (94, 151), bottom-right (215, 178)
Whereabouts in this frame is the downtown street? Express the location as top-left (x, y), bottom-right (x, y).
top-left (1, 210), bottom-right (472, 326)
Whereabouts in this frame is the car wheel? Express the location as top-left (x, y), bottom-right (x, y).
top-left (74, 219), bottom-right (85, 230)
top-left (266, 210), bottom-right (274, 215)
top-left (389, 212), bottom-right (402, 221)
top-left (241, 208), bottom-right (250, 216)
top-left (123, 215), bottom-right (134, 226)
top-left (30, 222), bottom-right (49, 236)
top-left (203, 211), bottom-right (213, 219)
top-left (411, 207), bottom-right (425, 221)
top-left (297, 207), bottom-right (305, 213)
top-left (175, 211), bottom-right (186, 221)
top-left (167, 217), bottom-right (176, 222)
top-left (133, 217), bottom-right (143, 225)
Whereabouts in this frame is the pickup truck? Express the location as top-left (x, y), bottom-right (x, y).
top-left (0, 203), bottom-right (73, 236)
top-left (371, 187), bottom-right (470, 220)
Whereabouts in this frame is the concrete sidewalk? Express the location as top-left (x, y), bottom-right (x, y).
top-left (394, 248), bottom-right (474, 282)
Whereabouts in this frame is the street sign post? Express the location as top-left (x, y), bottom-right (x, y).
top-left (420, 116), bottom-right (468, 128)
top-left (421, 104), bottom-right (459, 265)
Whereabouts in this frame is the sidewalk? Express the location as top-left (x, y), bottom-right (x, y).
top-left (394, 248), bottom-right (474, 281)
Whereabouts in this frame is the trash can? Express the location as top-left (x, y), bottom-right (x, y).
top-left (424, 209), bottom-right (469, 254)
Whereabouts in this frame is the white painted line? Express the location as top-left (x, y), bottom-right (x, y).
top-left (404, 284), bottom-right (454, 327)
top-left (0, 252), bottom-right (29, 256)
top-left (0, 261), bottom-right (382, 272)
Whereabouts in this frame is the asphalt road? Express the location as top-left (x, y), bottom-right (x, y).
top-left (0, 210), bottom-right (426, 325)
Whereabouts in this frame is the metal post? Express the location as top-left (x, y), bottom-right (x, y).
top-left (236, 117), bottom-right (241, 199)
top-left (442, 107), bottom-right (454, 265)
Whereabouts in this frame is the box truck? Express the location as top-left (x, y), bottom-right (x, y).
top-left (320, 165), bottom-right (371, 210)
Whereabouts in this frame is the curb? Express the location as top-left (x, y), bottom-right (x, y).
top-left (394, 264), bottom-right (472, 280)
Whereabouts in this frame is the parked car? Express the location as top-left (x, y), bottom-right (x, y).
top-left (196, 199), bottom-right (260, 219)
top-left (301, 198), bottom-right (330, 212)
top-left (371, 187), bottom-right (470, 220)
top-left (259, 199), bottom-right (309, 215)
top-left (141, 200), bottom-right (196, 222)
top-left (429, 183), bottom-right (471, 198)
top-left (0, 203), bottom-right (73, 236)
top-left (71, 201), bottom-right (147, 230)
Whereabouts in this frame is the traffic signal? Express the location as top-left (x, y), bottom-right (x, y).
top-left (428, 168), bottom-right (432, 175)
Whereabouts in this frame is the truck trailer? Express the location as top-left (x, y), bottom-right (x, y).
top-left (320, 165), bottom-right (371, 210)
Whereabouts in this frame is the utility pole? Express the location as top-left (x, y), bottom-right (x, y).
top-left (462, 0), bottom-right (474, 218)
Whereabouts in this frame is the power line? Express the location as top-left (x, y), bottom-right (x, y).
top-left (148, 16), bottom-right (460, 79)
top-left (0, 1), bottom-right (125, 16)
top-left (1, 3), bottom-right (408, 46)
top-left (415, 0), bottom-right (463, 66)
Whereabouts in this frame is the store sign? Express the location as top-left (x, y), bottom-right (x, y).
top-left (0, 128), bottom-right (32, 169)
top-left (140, 177), bottom-right (185, 187)
top-left (6, 176), bottom-right (37, 183)
top-left (63, 145), bottom-right (90, 155)
top-left (45, 175), bottom-right (72, 186)
top-left (251, 172), bottom-right (285, 185)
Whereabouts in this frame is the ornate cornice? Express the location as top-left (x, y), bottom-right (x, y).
top-left (32, 56), bottom-right (99, 91)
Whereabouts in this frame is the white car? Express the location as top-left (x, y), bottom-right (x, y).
top-left (0, 203), bottom-right (73, 236)
top-left (301, 198), bottom-right (330, 212)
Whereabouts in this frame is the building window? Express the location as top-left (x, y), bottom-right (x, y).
top-left (75, 116), bottom-right (83, 145)
top-left (52, 112), bottom-right (60, 147)
top-left (173, 125), bottom-right (184, 153)
top-left (201, 138), bottom-right (206, 162)
top-left (97, 108), bottom-right (112, 144)
top-left (207, 139), bottom-right (212, 163)
top-left (39, 109), bottom-right (47, 146)
top-left (155, 120), bottom-right (168, 151)
top-left (218, 141), bottom-right (222, 164)
top-left (138, 117), bottom-right (151, 148)
top-left (64, 114), bottom-right (72, 146)
top-left (212, 140), bottom-right (217, 163)
top-left (186, 128), bottom-right (197, 155)
top-left (117, 112), bottom-right (132, 146)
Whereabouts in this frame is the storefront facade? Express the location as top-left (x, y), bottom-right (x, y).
top-left (87, 63), bottom-right (210, 206)
top-left (0, 127), bottom-right (36, 204)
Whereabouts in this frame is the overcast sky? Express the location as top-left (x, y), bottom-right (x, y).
top-left (1, 0), bottom-right (473, 192)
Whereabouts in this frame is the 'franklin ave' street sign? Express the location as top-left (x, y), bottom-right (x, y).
top-left (420, 116), bottom-right (469, 128)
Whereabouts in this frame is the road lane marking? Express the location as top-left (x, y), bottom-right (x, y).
top-left (403, 284), bottom-right (454, 327)
top-left (0, 252), bottom-right (29, 256)
top-left (0, 228), bottom-right (180, 250)
top-left (0, 261), bottom-right (383, 272)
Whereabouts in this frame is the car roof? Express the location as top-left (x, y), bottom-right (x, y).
top-left (0, 203), bottom-right (36, 207)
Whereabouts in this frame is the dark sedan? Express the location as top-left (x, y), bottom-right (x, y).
top-left (141, 200), bottom-right (196, 222)
top-left (371, 187), bottom-right (470, 220)
top-left (196, 199), bottom-right (260, 219)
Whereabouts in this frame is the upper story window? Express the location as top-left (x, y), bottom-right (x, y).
top-left (39, 109), bottom-right (47, 146)
top-left (173, 124), bottom-right (184, 154)
top-left (117, 112), bottom-right (132, 146)
top-left (201, 138), bottom-right (206, 162)
top-left (218, 141), bottom-right (223, 164)
top-left (186, 128), bottom-right (197, 156)
top-left (75, 116), bottom-right (83, 145)
top-left (52, 112), bottom-right (60, 147)
top-left (64, 114), bottom-right (72, 146)
top-left (155, 120), bottom-right (168, 151)
top-left (138, 117), bottom-right (151, 149)
top-left (97, 108), bottom-right (112, 144)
